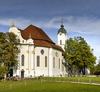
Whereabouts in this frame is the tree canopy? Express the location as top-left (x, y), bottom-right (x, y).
top-left (64, 36), bottom-right (96, 76)
top-left (0, 32), bottom-right (19, 79)
top-left (93, 57), bottom-right (100, 75)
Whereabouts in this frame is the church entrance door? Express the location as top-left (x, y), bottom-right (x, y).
top-left (21, 70), bottom-right (24, 78)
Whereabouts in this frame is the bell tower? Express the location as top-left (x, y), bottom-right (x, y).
top-left (57, 24), bottom-right (67, 50)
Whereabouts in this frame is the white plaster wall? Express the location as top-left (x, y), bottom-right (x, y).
top-left (9, 26), bottom-right (67, 78)
top-left (9, 26), bottom-right (20, 36)
top-left (15, 45), bottom-right (67, 77)
top-left (57, 33), bottom-right (66, 50)
top-left (17, 44), bottom-right (35, 77)
top-left (9, 26), bottom-right (26, 44)
top-left (48, 48), bottom-right (53, 77)
top-left (34, 47), bottom-right (49, 77)
top-left (51, 49), bottom-right (65, 76)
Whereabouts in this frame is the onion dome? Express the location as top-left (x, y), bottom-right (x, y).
top-left (58, 24), bottom-right (67, 34)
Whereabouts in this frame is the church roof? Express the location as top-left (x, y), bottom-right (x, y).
top-left (20, 25), bottom-right (63, 51)
top-left (58, 24), bottom-right (67, 34)
top-left (21, 25), bottom-right (53, 43)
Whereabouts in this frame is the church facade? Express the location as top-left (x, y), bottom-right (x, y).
top-left (9, 24), bottom-right (67, 78)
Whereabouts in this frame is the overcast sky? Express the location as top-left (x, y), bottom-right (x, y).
top-left (0, 0), bottom-right (100, 63)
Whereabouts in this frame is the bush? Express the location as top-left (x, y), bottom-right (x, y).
top-left (0, 66), bottom-right (7, 80)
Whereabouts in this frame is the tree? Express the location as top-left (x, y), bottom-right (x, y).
top-left (64, 38), bottom-right (79, 76)
top-left (64, 36), bottom-right (96, 76)
top-left (0, 32), bottom-right (7, 79)
top-left (0, 32), bottom-right (19, 79)
top-left (93, 57), bottom-right (100, 75)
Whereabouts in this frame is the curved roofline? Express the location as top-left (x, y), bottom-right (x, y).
top-left (18, 24), bottom-right (63, 52)
top-left (20, 25), bottom-right (54, 43)
top-left (57, 24), bottom-right (67, 34)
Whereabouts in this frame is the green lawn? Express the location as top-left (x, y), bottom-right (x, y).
top-left (42, 76), bottom-right (100, 83)
top-left (0, 78), bottom-right (100, 92)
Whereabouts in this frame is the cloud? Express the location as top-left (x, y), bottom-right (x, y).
top-left (1, 16), bottom-right (100, 36)
top-left (0, 18), bottom-right (34, 29)
top-left (43, 16), bottom-right (100, 36)
top-left (0, 18), bottom-right (47, 30)
top-left (91, 44), bottom-right (100, 63)
top-left (87, 38), bottom-right (100, 59)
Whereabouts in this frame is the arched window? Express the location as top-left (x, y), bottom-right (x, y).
top-left (59, 58), bottom-right (60, 69)
top-left (21, 54), bottom-right (24, 66)
top-left (37, 56), bottom-right (40, 67)
top-left (45, 56), bottom-right (47, 67)
top-left (62, 60), bottom-right (64, 71)
top-left (53, 57), bottom-right (55, 68)
top-left (60, 40), bottom-right (62, 45)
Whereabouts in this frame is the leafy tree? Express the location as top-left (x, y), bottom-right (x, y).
top-left (0, 32), bottom-right (19, 79)
top-left (64, 38), bottom-right (78, 76)
top-left (93, 57), bottom-right (100, 75)
top-left (0, 66), bottom-right (7, 79)
top-left (64, 36), bottom-right (96, 76)
top-left (0, 32), bottom-right (7, 78)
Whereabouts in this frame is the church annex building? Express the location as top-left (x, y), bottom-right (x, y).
top-left (9, 24), bottom-right (67, 78)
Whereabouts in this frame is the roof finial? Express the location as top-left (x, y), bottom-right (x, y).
top-left (61, 17), bottom-right (64, 28)
top-left (61, 17), bottom-right (63, 25)
top-left (10, 20), bottom-right (16, 27)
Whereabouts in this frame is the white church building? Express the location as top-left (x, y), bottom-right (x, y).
top-left (9, 24), bottom-right (67, 78)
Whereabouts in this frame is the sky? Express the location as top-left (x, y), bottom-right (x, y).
top-left (0, 0), bottom-right (100, 63)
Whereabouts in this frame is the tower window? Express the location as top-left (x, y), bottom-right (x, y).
top-left (37, 56), bottom-right (40, 67)
top-left (21, 54), bottom-right (24, 66)
top-left (60, 40), bottom-right (62, 45)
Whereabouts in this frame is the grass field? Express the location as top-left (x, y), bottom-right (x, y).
top-left (43, 76), bottom-right (100, 83)
top-left (0, 77), bottom-right (100, 92)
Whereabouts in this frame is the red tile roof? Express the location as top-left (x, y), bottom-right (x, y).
top-left (20, 25), bottom-right (63, 51)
